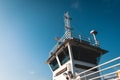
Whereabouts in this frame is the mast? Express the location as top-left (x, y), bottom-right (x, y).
top-left (64, 12), bottom-right (72, 39)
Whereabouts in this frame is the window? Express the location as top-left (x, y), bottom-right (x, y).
top-left (58, 47), bottom-right (70, 65)
top-left (72, 45), bottom-right (97, 64)
top-left (49, 58), bottom-right (59, 71)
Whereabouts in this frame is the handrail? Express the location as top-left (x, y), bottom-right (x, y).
top-left (89, 71), bottom-right (118, 80)
top-left (78, 57), bottom-right (120, 75)
top-left (80, 63), bottom-right (120, 79)
top-left (78, 57), bottom-right (120, 80)
top-left (49, 32), bottom-right (94, 56)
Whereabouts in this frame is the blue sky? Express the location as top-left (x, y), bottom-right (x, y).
top-left (0, 0), bottom-right (120, 80)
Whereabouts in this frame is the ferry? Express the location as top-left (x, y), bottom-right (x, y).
top-left (46, 12), bottom-right (120, 80)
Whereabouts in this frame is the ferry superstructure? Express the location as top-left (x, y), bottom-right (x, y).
top-left (46, 12), bottom-right (120, 80)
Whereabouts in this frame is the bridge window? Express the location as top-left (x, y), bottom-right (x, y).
top-left (72, 45), bottom-right (97, 64)
top-left (58, 47), bottom-right (70, 65)
top-left (49, 58), bottom-right (59, 71)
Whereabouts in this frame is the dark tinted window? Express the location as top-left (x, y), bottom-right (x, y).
top-left (49, 58), bottom-right (59, 71)
top-left (58, 47), bottom-right (70, 65)
top-left (72, 45), bottom-right (97, 64)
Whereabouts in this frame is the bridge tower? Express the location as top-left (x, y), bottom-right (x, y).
top-left (46, 12), bottom-right (108, 80)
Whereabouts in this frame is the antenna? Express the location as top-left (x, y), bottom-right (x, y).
top-left (90, 30), bottom-right (99, 46)
top-left (64, 11), bottom-right (71, 30)
top-left (64, 11), bottom-right (72, 38)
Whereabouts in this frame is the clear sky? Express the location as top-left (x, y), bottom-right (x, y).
top-left (0, 0), bottom-right (120, 80)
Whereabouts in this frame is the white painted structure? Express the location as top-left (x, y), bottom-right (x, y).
top-left (46, 12), bottom-right (120, 80)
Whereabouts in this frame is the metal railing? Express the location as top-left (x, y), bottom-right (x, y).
top-left (49, 32), bottom-right (95, 56)
top-left (77, 57), bottom-right (120, 80)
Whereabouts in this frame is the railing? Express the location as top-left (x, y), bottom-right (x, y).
top-left (49, 32), bottom-right (95, 56)
top-left (77, 57), bottom-right (120, 80)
